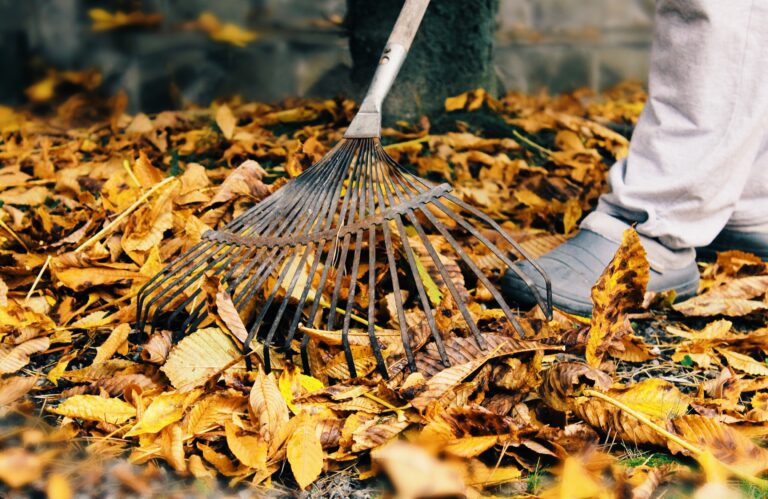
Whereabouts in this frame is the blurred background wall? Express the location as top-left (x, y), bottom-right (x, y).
top-left (0, 0), bottom-right (654, 112)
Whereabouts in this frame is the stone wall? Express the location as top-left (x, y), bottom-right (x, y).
top-left (0, 0), bottom-right (654, 110)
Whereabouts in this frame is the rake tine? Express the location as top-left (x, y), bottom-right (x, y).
top-left (136, 240), bottom-right (210, 331)
top-left (341, 232), bottom-right (364, 378)
top-left (416, 206), bottom-right (527, 338)
top-left (364, 143), bottom-right (390, 378)
top-left (244, 247), bottom-right (301, 371)
top-left (375, 160), bottom-right (449, 367)
top-left (274, 141), bottom-right (361, 350)
top-left (384, 169), bottom-right (526, 339)
top-left (253, 142), bottom-right (361, 369)
top-left (443, 194), bottom-right (553, 319)
top-left (145, 245), bottom-right (230, 333)
top-left (284, 146), bottom-right (359, 348)
top-left (383, 163), bottom-right (486, 349)
top-left (405, 210), bottom-right (486, 350)
top-left (327, 142), bottom-right (367, 331)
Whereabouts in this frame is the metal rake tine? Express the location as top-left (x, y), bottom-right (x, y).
top-left (284, 143), bottom-right (360, 349)
top-left (149, 244), bottom-right (239, 333)
top-left (376, 148), bottom-right (416, 372)
top-left (136, 240), bottom-right (209, 331)
top-left (299, 140), bottom-right (369, 373)
top-left (373, 148), bottom-right (449, 367)
top-left (173, 245), bottom-right (262, 336)
top-left (379, 147), bottom-right (486, 350)
top-left (243, 246), bottom-right (302, 371)
top-left (262, 139), bottom-right (361, 351)
top-left (388, 169), bottom-right (529, 338)
top-left (252, 142), bottom-right (364, 370)
top-left (339, 140), bottom-right (379, 379)
top-left (443, 193), bottom-right (553, 319)
top-left (416, 206), bottom-right (527, 338)
top-left (143, 243), bottom-right (226, 333)
top-left (326, 141), bottom-right (368, 331)
top-left (404, 209), bottom-right (487, 350)
top-left (364, 142), bottom-right (390, 378)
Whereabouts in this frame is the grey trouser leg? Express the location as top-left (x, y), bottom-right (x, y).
top-left (581, 0), bottom-right (768, 264)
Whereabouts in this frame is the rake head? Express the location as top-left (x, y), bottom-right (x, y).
top-left (136, 138), bottom-right (552, 378)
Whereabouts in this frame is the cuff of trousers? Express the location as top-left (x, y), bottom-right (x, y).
top-left (580, 211), bottom-right (696, 272)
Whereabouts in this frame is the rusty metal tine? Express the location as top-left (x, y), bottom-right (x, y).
top-left (327, 141), bottom-right (367, 330)
top-left (143, 245), bottom-right (225, 332)
top-left (383, 166), bottom-right (486, 349)
top-left (374, 147), bottom-right (449, 367)
top-left (366, 154), bottom-right (411, 350)
top-left (342, 233), bottom-right (363, 378)
top-left (165, 246), bottom-right (253, 330)
top-left (245, 247), bottom-right (300, 370)
top-left (364, 142), bottom-right (389, 377)
top-left (228, 152), bottom-right (349, 310)
top-left (136, 240), bottom-right (210, 331)
top-left (148, 245), bottom-right (238, 333)
top-left (284, 144), bottom-right (359, 348)
top-left (442, 194), bottom-right (553, 319)
top-left (248, 142), bottom-right (361, 368)
top-left (405, 210), bottom-right (486, 349)
top-left (339, 140), bottom-right (377, 378)
top-left (142, 172), bottom-right (316, 332)
top-left (417, 206), bottom-right (527, 338)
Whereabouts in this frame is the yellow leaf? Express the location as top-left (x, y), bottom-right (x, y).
top-left (126, 389), bottom-right (201, 436)
top-left (586, 228), bottom-right (649, 366)
top-left (49, 394), bottom-right (136, 424)
top-left (0, 448), bottom-right (51, 488)
top-left (287, 415), bottom-right (324, 490)
top-left (718, 349), bottom-right (768, 376)
top-left (542, 456), bottom-right (604, 499)
top-left (224, 421), bottom-right (267, 470)
top-left (185, 393), bottom-right (247, 436)
top-left (215, 284), bottom-right (248, 343)
top-left (0, 337), bottom-right (50, 374)
top-left (161, 327), bottom-right (245, 392)
top-left (215, 105), bottom-right (237, 140)
top-left (249, 368), bottom-right (289, 445)
top-left (372, 441), bottom-right (466, 498)
top-left (93, 323), bottom-right (131, 364)
top-left (0, 375), bottom-right (37, 407)
top-left (197, 12), bottom-right (258, 47)
top-left (46, 473), bottom-right (73, 499)
top-left (443, 435), bottom-right (498, 458)
top-left (613, 378), bottom-right (690, 419)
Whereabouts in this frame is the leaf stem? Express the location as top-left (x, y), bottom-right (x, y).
top-left (75, 176), bottom-right (177, 254)
top-left (584, 389), bottom-right (768, 490)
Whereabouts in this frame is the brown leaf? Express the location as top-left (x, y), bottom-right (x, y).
top-left (215, 105), bottom-right (237, 140)
top-left (586, 228), bottom-right (649, 366)
top-left (249, 368), bottom-right (289, 447)
top-left (372, 441), bottom-right (467, 498)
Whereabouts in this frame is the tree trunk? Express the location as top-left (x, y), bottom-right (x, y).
top-left (346, 0), bottom-right (499, 122)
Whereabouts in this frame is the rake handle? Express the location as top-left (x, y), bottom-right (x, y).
top-left (388, 0), bottom-right (431, 52)
top-left (345, 0), bottom-right (431, 138)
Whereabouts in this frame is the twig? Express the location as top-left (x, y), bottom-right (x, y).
top-left (25, 255), bottom-right (51, 302)
top-left (584, 389), bottom-right (768, 489)
top-left (383, 135), bottom-right (430, 152)
top-left (0, 217), bottom-right (30, 252)
top-left (513, 130), bottom-right (553, 156)
top-left (75, 176), bottom-right (177, 254)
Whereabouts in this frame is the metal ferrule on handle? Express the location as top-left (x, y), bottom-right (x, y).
top-left (345, 0), bottom-right (431, 138)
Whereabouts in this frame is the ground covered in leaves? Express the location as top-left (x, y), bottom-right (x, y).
top-left (2, 81), bottom-right (768, 498)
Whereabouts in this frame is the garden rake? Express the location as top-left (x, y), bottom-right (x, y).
top-left (136, 0), bottom-right (552, 378)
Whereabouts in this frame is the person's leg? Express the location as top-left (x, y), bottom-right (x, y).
top-left (588, 0), bottom-right (768, 254)
top-left (699, 135), bottom-right (768, 260)
top-left (503, 0), bottom-right (768, 315)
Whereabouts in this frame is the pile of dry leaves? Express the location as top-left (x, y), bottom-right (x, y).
top-left (2, 79), bottom-right (768, 498)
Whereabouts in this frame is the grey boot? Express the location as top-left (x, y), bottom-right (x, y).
top-left (697, 228), bottom-right (768, 261)
top-left (502, 230), bottom-right (700, 316)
